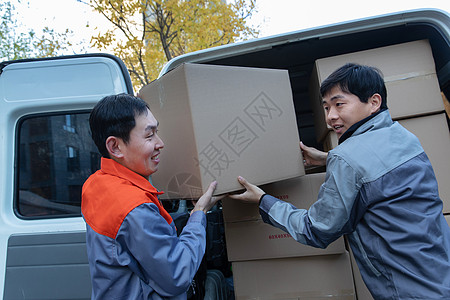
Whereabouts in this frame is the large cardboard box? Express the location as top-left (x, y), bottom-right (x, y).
top-left (224, 219), bottom-right (346, 261)
top-left (223, 172), bottom-right (326, 223)
top-left (348, 247), bottom-right (374, 300)
top-left (223, 173), bottom-right (346, 261)
top-left (139, 63), bottom-right (304, 199)
top-left (443, 93), bottom-right (450, 117)
top-left (323, 130), bottom-right (339, 152)
top-left (399, 113), bottom-right (450, 213)
top-left (309, 39), bottom-right (444, 141)
top-left (232, 253), bottom-right (355, 300)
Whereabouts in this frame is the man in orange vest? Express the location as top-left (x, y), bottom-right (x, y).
top-left (82, 93), bottom-right (219, 299)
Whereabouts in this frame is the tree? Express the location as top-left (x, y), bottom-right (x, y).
top-left (82, 0), bottom-right (259, 90)
top-left (0, 1), bottom-right (76, 61)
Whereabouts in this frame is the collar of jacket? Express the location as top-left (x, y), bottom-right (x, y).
top-left (338, 108), bottom-right (390, 144)
top-left (100, 157), bottom-right (164, 195)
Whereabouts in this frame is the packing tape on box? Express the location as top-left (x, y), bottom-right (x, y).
top-left (157, 80), bottom-right (166, 108)
top-left (236, 289), bottom-right (355, 300)
top-left (383, 71), bottom-right (435, 83)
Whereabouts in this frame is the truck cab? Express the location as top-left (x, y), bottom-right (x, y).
top-left (0, 8), bottom-right (448, 299)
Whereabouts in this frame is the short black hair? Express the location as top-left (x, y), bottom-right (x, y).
top-left (320, 63), bottom-right (388, 110)
top-left (89, 93), bottom-right (149, 158)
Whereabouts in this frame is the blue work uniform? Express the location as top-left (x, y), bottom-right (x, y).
top-left (82, 158), bottom-right (206, 299)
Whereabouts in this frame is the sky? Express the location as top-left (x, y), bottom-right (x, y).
top-left (11, 0), bottom-right (450, 54)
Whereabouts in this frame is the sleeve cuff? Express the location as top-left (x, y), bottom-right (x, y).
top-left (259, 194), bottom-right (280, 224)
top-left (259, 194), bottom-right (267, 206)
top-left (188, 210), bottom-right (207, 227)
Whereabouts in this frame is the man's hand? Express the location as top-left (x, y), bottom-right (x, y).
top-left (191, 181), bottom-right (222, 214)
top-left (300, 142), bottom-right (328, 167)
top-left (228, 176), bottom-right (265, 204)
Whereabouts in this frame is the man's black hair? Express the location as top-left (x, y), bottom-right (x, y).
top-left (89, 93), bottom-right (149, 158)
top-left (320, 63), bottom-right (388, 109)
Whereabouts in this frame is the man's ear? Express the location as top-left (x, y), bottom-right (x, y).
top-left (105, 136), bottom-right (124, 159)
top-left (369, 93), bottom-right (382, 113)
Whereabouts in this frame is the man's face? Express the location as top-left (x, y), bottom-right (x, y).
top-left (322, 86), bottom-right (379, 139)
top-left (118, 109), bottom-right (164, 179)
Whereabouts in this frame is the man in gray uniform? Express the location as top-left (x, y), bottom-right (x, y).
top-left (230, 63), bottom-right (450, 300)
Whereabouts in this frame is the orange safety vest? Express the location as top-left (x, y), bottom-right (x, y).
top-left (82, 157), bottom-right (172, 239)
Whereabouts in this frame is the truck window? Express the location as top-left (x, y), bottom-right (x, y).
top-left (16, 112), bottom-right (100, 219)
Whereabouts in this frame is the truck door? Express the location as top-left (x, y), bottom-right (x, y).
top-left (0, 54), bottom-right (133, 299)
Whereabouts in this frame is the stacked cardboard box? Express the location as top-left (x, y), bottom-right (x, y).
top-left (348, 247), bottom-right (374, 300)
top-left (232, 253), bottom-right (355, 300)
top-left (309, 39), bottom-right (444, 143)
top-left (139, 63), bottom-right (304, 199)
top-left (309, 39), bottom-right (449, 213)
top-left (223, 173), bottom-right (356, 299)
top-left (443, 93), bottom-right (450, 117)
top-left (223, 173), bottom-right (346, 261)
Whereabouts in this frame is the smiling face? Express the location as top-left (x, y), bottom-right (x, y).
top-left (322, 86), bottom-right (381, 139)
top-left (115, 108), bottom-right (164, 179)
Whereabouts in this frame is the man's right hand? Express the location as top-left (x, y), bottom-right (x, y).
top-left (228, 176), bottom-right (265, 204)
top-left (300, 142), bottom-right (328, 167)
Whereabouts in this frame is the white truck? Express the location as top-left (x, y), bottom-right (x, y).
top-left (0, 8), bottom-right (449, 299)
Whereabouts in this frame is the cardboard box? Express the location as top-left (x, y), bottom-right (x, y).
top-left (224, 218), bottom-right (346, 261)
top-left (348, 247), bottom-right (374, 300)
top-left (323, 130), bottom-right (339, 152)
top-left (387, 73), bottom-right (443, 118)
top-left (399, 113), bottom-right (450, 213)
top-left (223, 172), bottom-right (326, 223)
top-left (232, 253), bottom-right (355, 300)
top-left (139, 63), bottom-right (304, 199)
top-left (310, 39), bottom-right (444, 141)
top-left (222, 173), bottom-right (346, 261)
top-left (443, 92), bottom-right (450, 118)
